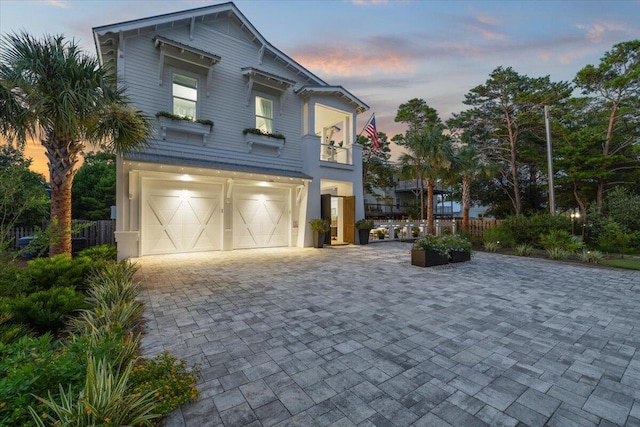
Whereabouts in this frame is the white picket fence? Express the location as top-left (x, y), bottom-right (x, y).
top-left (370, 219), bottom-right (457, 241)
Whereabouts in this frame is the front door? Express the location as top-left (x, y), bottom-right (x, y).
top-left (343, 196), bottom-right (355, 244)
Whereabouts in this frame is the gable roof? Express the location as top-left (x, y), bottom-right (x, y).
top-left (93, 2), bottom-right (326, 86)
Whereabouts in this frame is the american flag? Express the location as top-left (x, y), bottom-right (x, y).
top-left (364, 115), bottom-right (380, 151)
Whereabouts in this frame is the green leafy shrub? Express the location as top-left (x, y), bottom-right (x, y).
top-left (66, 328), bottom-right (141, 374)
top-left (84, 261), bottom-right (139, 308)
top-left (440, 234), bottom-right (472, 253)
top-left (0, 312), bottom-right (30, 344)
top-left (77, 244), bottom-right (117, 263)
top-left (0, 264), bottom-right (30, 297)
top-left (309, 218), bottom-right (330, 232)
top-left (546, 247), bottom-right (570, 260)
top-left (355, 219), bottom-right (374, 230)
top-left (3, 287), bottom-right (89, 333)
top-left (514, 243), bottom-right (533, 257)
top-left (483, 225), bottom-right (515, 248)
top-left (597, 220), bottom-right (632, 254)
top-left (128, 352), bottom-right (200, 416)
top-left (499, 213), bottom-right (571, 246)
top-left (413, 234), bottom-right (449, 255)
top-left (580, 250), bottom-right (604, 264)
top-left (22, 255), bottom-right (93, 292)
top-left (540, 229), bottom-right (583, 253)
top-left (483, 241), bottom-right (499, 252)
top-left (30, 356), bottom-right (159, 427)
top-left (0, 334), bottom-right (85, 427)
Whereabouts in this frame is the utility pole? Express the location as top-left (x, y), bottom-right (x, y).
top-left (544, 105), bottom-right (556, 215)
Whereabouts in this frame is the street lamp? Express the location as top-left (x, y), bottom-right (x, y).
top-left (571, 210), bottom-right (580, 235)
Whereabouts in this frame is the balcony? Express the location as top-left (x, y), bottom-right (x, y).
top-left (320, 143), bottom-right (351, 165)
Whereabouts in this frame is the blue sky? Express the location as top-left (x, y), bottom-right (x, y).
top-left (1, 0), bottom-right (639, 165)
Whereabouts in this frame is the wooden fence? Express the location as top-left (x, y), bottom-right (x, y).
top-left (9, 220), bottom-right (116, 250)
top-left (455, 219), bottom-right (502, 238)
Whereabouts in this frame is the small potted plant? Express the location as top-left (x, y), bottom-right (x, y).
top-left (441, 233), bottom-right (472, 263)
top-left (411, 234), bottom-right (449, 267)
top-left (355, 219), bottom-right (374, 245)
top-left (309, 218), bottom-right (330, 248)
top-left (376, 228), bottom-right (386, 240)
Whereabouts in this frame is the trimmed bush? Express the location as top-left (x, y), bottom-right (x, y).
top-left (540, 230), bottom-right (583, 253)
top-left (0, 264), bottom-right (30, 297)
top-left (77, 244), bottom-right (117, 263)
top-left (496, 213), bottom-right (572, 247)
top-left (3, 286), bottom-right (89, 334)
top-left (22, 255), bottom-right (93, 292)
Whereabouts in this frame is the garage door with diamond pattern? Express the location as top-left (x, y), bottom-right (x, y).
top-left (142, 180), bottom-right (222, 255)
top-left (233, 186), bottom-right (289, 249)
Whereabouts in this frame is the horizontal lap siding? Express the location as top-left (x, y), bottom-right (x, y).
top-left (122, 19), bottom-right (306, 168)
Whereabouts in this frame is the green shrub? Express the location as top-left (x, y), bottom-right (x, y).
top-left (355, 219), bottom-right (374, 230)
top-left (23, 255), bottom-right (93, 292)
top-left (483, 225), bottom-right (515, 248)
top-left (483, 241), bottom-right (499, 252)
top-left (65, 328), bottom-right (141, 374)
top-left (85, 261), bottom-right (139, 308)
top-left (500, 213), bottom-right (571, 246)
top-left (546, 247), bottom-right (569, 260)
top-left (0, 334), bottom-right (85, 427)
top-left (580, 250), bottom-right (604, 264)
top-left (514, 243), bottom-right (533, 257)
top-left (30, 356), bottom-right (159, 427)
top-left (597, 220), bottom-right (632, 254)
top-left (0, 312), bottom-right (30, 344)
top-left (3, 287), bottom-right (89, 333)
top-left (77, 244), bottom-right (117, 263)
top-left (540, 230), bottom-right (583, 253)
top-left (0, 264), bottom-right (30, 297)
top-left (413, 234), bottom-right (449, 255)
top-left (440, 233), bottom-right (472, 253)
top-left (129, 352), bottom-right (200, 417)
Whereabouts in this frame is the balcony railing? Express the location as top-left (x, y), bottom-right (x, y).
top-left (320, 143), bottom-right (351, 165)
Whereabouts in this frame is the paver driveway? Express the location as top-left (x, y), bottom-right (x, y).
top-left (136, 242), bottom-right (640, 427)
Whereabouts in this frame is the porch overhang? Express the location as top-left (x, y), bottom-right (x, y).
top-left (295, 86), bottom-right (369, 114)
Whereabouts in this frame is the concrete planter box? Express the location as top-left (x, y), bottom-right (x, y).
top-left (411, 249), bottom-right (449, 267)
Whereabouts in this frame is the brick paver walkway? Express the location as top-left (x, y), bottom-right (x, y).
top-left (136, 242), bottom-right (640, 427)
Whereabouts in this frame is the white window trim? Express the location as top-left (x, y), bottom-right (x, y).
top-left (169, 68), bottom-right (202, 120)
top-left (253, 92), bottom-right (277, 133)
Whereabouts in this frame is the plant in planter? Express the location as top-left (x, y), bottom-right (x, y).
top-left (441, 233), bottom-right (472, 263)
top-left (376, 229), bottom-right (386, 240)
top-left (355, 219), bottom-right (374, 245)
top-left (156, 111), bottom-right (214, 127)
top-left (411, 234), bottom-right (449, 267)
top-left (242, 128), bottom-right (286, 140)
top-left (411, 227), bottom-right (420, 238)
top-left (309, 218), bottom-right (330, 248)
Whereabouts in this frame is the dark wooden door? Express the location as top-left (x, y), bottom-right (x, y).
top-left (321, 194), bottom-right (332, 245)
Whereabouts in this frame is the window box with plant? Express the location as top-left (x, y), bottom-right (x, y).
top-left (411, 234), bottom-right (450, 267)
top-left (156, 111), bottom-right (213, 145)
top-left (441, 233), bottom-right (472, 263)
top-left (355, 219), bottom-right (374, 245)
top-left (243, 128), bottom-right (286, 156)
top-left (309, 218), bottom-right (330, 248)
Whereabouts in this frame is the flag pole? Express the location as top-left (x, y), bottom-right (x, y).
top-left (357, 112), bottom-right (375, 138)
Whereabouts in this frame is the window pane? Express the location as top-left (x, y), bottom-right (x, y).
top-left (173, 84), bottom-right (197, 101)
top-left (173, 74), bottom-right (197, 89)
top-left (174, 98), bottom-right (196, 118)
top-left (256, 117), bottom-right (273, 133)
top-left (255, 96), bottom-right (273, 132)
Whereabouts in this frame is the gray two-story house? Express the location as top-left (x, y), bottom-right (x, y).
top-left (93, 2), bottom-right (368, 259)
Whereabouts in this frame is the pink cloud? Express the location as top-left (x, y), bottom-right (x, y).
top-left (576, 21), bottom-right (633, 43)
top-left (47, 0), bottom-right (68, 8)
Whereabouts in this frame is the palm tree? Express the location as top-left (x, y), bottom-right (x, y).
top-left (452, 145), bottom-right (487, 233)
top-left (399, 125), bottom-right (454, 234)
top-left (0, 32), bottom-right (150, 257)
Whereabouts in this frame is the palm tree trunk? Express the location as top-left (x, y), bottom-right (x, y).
top-left (419, 178), bottom-right (425, 221)
top-left (45, 140), bottom-right (80, 257)
top-left (462, 174), bottom-right (470, 233)
top-left (427, 180), bottom-right (434, 234)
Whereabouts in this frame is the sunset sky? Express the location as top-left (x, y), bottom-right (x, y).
top-left (1, 0), bottom-right (639, 176)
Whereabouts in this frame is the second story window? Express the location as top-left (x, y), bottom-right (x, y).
top-left (255, 96), bottom-right (273, 133)
top-left (172, 73), bottom-right (198, 119)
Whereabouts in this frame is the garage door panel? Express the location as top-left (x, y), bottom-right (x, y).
top-left (142, 181), bottom-right (222, 255)
top-left (233, 187), bottom-right (289, 249)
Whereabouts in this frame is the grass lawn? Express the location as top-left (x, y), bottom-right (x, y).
top-left (601, 256), bottom-right (640, 270)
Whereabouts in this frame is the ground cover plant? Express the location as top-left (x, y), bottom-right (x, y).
top-left (0, 246), bottom-right (199, 426)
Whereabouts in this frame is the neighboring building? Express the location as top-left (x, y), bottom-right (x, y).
top-left (93, 2), bottom-right (368, 259)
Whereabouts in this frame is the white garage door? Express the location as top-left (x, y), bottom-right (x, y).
top-left (142, 180), bottom-right (222, 255)
top-left (233, 186), bottom-right (289, 249)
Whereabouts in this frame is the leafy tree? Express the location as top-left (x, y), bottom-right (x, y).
top-left (451, 145), bottom-right (490, 232)
top-left (0, 146), bottom-right (49, 254)
top-left (0, 32), bottom-right (150, 257)
top-left (574, 39), bottom-right (640, 210)
top-left (399, 125), bottom-right (454, 233)
top-left (458, 66), bottom-right (571, 215)
top-left (359, 132), bottom-right (395, 196)
top-left (72, 152), bottom-right (116, 220)
top-left (394, 98), bottom-right (441, 145)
